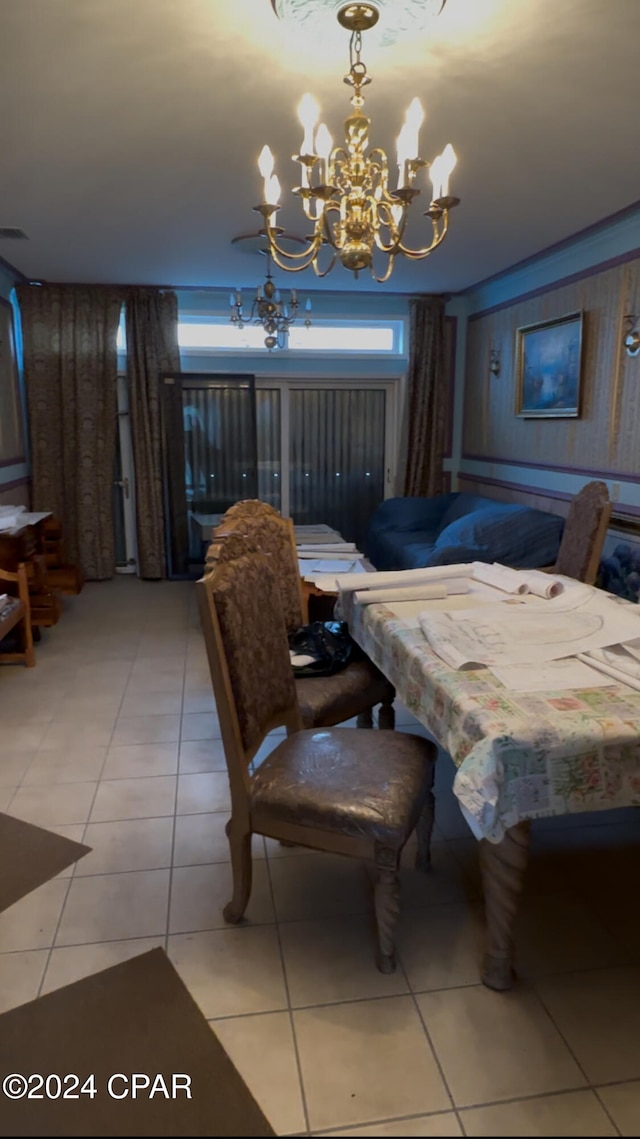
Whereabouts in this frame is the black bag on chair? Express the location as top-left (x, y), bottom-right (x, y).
top-left (288, 620), bottom-right (354, 678)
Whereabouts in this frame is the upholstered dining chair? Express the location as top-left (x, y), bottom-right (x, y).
top-left (197, 551), bottom-right (436, 972)
top-left (551, 480), bottom-right (612, 585)
top-left (214, 500), bottom-right (397, 730)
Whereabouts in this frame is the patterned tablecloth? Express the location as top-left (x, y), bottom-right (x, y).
top-left (339, 591), bottom-right (640, 844)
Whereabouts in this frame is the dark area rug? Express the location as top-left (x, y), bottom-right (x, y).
top-left (0, 947), bottom-right (275, 1136)
top-left (0, 812), bottom-right (91, 912)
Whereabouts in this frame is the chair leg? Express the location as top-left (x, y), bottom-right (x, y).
top-left (373, 846), bottom-right (401, 974)
top-left (415, 760), bottom-right (436, 872)
top-left (223, 818), bottom-right (253, 924)
top-left (378, 699), bottom-right (395, 730)
top-left (356, 708), bottom-right (374, 728)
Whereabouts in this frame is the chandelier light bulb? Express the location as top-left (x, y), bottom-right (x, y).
top-left (397, 98), bottom-right (424, 165)
top-left (429, 154), bottom-right (443, 201)
top-left (258, 144), bottom-right (273, 178)
top-left (297, 93), bottom-right (320, 155)
top-left (315, 123), bottom-right (333, 162)
top-left (439, 143), bottom-right (457, 198)
top-left (258, 145), bottom-right (281, 205)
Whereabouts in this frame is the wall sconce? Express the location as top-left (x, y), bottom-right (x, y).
top-left (489, 347), bottom-right (501, 377)
top-left (624, 315), bottom-right (640, 358)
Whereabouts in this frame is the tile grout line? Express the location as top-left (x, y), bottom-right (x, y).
top-left (399, 945), bottom-right (462, 1130)
top-left (164, 616), bottom-right (190, 955)
top-left (32, 617), bottom-right (138, 999)
top-left (532, 977), bottom-right (625, 1128)
top-left (262, 840), bottom-right (313, 1138)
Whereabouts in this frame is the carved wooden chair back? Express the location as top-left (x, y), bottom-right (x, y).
top-left (554, 480), bottom-right (612, 585)
top-left (203, 530), bottom-right (259, 577)
top-left (217, 502), bottom-right (305, 632)
top-left (197, 553), bottom-right (303, 791)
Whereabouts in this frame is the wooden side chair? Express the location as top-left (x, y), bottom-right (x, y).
top-left (215, 500), bottom-right (397, 729)
top-left (552, 480), bottom-right (612, 585)
top-left (197, 551), bottom-right (437, 973)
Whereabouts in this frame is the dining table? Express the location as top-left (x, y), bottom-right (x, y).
top-left (338, 577), bottom-right (640, 991)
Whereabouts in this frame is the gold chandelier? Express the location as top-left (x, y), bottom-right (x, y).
top-left (229, 251), bottom-right (312, 350)
top-left (254, 1), bottom-right (459, 283)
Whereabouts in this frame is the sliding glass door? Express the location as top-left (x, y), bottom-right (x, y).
top-left (288, 386), bottom-right (387, 549)
top-left (163, 373), bottom-right (260, 576)
top-left (162, 372), bottom-right (396, 577)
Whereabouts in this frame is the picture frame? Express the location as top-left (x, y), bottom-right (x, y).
top-left (515, 311), bottom-right (583, 418)
top-left (0, 297), bottom-right (26, 466)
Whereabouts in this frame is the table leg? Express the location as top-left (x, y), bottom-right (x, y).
top-left (479, 820), bottom-right (530, 991)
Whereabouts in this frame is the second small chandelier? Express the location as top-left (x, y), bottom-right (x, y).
top-left (255, 1), bottom-right (459, 283)
top-left (230, 251), bottom-right (311, 350)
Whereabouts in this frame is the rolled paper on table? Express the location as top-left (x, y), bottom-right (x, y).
top-left (337, 564), bottom-right (471, 593)
top-left (471, 563), bottom-right (528, 594)
top-left (519, 570), bottom-right (564, 599)
top-left (353, 580), bottom-right (470, 605)
top-left (471, 562), bottom-right (565, 599)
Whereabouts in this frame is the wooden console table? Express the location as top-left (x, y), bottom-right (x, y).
top-left (0, 520), bottom-right (63, 630)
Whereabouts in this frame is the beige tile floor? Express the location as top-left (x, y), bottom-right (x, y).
top-left (1, 577), bottom-right (640, 1136)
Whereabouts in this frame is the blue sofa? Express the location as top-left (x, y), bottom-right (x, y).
top-left (365, 493), bottom-right (565, 572)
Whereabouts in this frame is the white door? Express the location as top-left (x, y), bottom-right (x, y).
top-left (113, 373), bottom-right (138, 574)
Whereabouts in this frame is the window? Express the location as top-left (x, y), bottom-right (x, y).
top-left (118, 318), bottom-right (404, 355)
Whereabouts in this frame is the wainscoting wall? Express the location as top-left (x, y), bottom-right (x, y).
top-left (462, 254), bottom-right (640, 478)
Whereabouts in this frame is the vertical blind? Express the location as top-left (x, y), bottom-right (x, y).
top-left (182, 378), bottom-right (258, 511)
top-left (289, 387), bottom-right (386, 548)
top-left (166, 377), bottom-right (388, 573)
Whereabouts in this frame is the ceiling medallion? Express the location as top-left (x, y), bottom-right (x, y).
top-left (270, 0), bottom-right (448, 47)
top-left (254, 2), bottom-right (458, 282)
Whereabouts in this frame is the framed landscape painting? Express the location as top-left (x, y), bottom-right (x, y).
top-left (515, 311), bottom-right (583, 418)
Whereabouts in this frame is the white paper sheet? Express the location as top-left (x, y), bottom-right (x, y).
top-left (490, 657), bottom-right (614, 691)
top-left (299, 559), bottom-right (358, 575)
top-left (304, 564), bottom-right (368, 590)
top-left (296, 546), bottom-right (355, 555)
top-left (578, 644), bottom-right (640, 691)
top-left (294, 525), bottom-right (342, 543)
top-left (297, 550), bottom-right (360, 561)
top-left (420, 586), bottom-right (640, 670)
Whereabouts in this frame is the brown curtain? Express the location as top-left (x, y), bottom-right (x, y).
top-left (16, 283), bottom-right (122, 579)
top-left (125, 288), bottom-right (186, 578)
top-left (402, 295), bottom-right (448, 497)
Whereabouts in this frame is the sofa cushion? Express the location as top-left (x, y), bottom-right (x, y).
top-left (396, 541), bottom-right (439, 570)
top-left (438, 494), bottom-right (496, 531)
top-left (434, 504), bottom-right (564, 568)
top-left (371, 494), bottom-right (455, 534)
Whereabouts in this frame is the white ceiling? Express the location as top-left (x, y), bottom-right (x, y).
top-left (1, 0), bottom-right (639, 295)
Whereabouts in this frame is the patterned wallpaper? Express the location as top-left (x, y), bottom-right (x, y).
top-left (462, 254), bottom-right (640, 476)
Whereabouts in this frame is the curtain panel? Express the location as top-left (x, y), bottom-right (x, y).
top-left (16, 283), bottom-right (122, 580)
top-left (124, 289), bottom-right (185, 578)
top-left (402, 295), bottom-right (448, 498)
